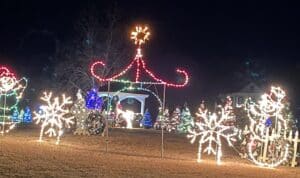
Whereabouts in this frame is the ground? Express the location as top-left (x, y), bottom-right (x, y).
top-left (0, 127), bottom-right (299, 178)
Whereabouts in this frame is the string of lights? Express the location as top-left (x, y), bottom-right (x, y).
top-left (244, 86), bottom-right (290, 168)
top-left (0, 66), bottom-right (27, 134)
top-left (90, 25), bottom-right (190, 88)
top-left (33, 92), bottom-right (74, 144)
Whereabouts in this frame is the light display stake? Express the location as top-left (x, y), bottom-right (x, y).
top-left (0, 66), bottom-right (27, 134)
top-left (187, 104), bottom-right (238, 165)
top-left (33, 92), bottom-right (74, 144)
top-left (90, 25), bottom-right (189, 88)
top-left (244, 86), bottom-right (290, 168)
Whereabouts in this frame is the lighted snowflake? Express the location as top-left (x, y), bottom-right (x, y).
top-left (33, 92), bottom-right (74, 144)
top-left (131, 26), bottom-right (150, 46)
top-left (188, 105), bottom-right (238, 164)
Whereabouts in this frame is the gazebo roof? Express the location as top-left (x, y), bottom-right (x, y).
top-left (98, 92), bottom-right (149, 100)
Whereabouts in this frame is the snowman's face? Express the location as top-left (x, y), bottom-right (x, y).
top-left (0, 67), bottom-right (18, 93)
top-left (0, 75), bottom-right (17, 93)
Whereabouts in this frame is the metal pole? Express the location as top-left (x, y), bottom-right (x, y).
top-left (161, 84), bottom-right (166, 158)
top-left (106, 81), bottom-right (110, 152)
top-left (2, 95), bottom-right (6, 135)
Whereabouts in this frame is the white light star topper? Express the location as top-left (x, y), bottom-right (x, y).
top-left (34, 92), bottom-right (74, 144)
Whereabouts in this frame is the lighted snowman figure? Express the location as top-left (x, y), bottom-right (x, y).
top-left (245, 86), bottom-right (290, 167)
top-left (0, 66), bottom-right (27, 134)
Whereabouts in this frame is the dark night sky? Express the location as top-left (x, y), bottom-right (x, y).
top-left (0, 0), bottom-right (300, 110)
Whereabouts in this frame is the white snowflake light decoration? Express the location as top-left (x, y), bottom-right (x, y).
top-left (245, 86), bottom-right (290, 168)
top-left (33, 92), bottom-right (74, 144)
top-left (188, 104), bottom-right (238, 165)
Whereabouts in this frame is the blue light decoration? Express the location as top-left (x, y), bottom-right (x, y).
top-left (265, 117), bottom-right (272, 127)
top-left (85, 88), bottom-right (103, 110)
top-left (140, 109), bottom-right (152, 128)
top-left (22, 106), bottom-right (32, 123)
top-left (11, 108), bottom-right (20, 123)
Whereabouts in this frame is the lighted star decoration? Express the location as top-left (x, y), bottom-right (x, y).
top-left (131, 26), bottom-right (150, 46)
top-left (0, 66), bottom-right (27, 134)
top-left (244, 86), bottom-right (290, 168)
top-left (90, 24), bottom-right (189, 88)
top-left (187, 105), bottom-right (238, 165)
top-left (33, 92), bottom-right (74, 144)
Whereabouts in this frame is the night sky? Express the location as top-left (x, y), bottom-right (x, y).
top-left (0, 1), bottom-right (300, 111)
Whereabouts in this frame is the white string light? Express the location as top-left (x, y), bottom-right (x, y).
top-left (72, 89), bottom-right (90, 135)
top-left (188, 102), bottom-right (238, 165)
top-left (244, 86), bottom-right (290, 168)
top-left (115, 108), bottom-right (135, 129)
top-left (33, 92), bottom-right (74, 144)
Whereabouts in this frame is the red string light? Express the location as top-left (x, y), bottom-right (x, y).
top-left (90, 60), bottom-right (136, 82)
top-left (0, 66), bottom-right (16, 79)
top-left (90, 25), bottom-right (190, 88)
top-left (135, 58), bottom-right (141, 82)
top-left (90, 56), bottom-right (189, 88)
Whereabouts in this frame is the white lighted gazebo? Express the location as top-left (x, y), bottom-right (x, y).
top-left (98, 92), bottom-right (149, 114)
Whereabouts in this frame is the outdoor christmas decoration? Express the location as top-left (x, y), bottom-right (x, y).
top-left (86, 111), bottom-right (105, 135)
top-left (178, 103), bottom-right (193, 133)
top-left (0, 66), bottom-right (27, 134)
top-left (154, 107), bottom-right (169, 130)
top-left (90, 25), bottom-right (190, 158)
top-left (243, 86), bottom-right (291, 168)
top-left (22, 106), bottom-right (32, 123)
top-left (115, 106), bottom-right (135, 129)
top-left (33, 92), bottom-right (74, 144)
top-left (11, 108), bottom-right (20, 123)
top-left (187, 102), bottom-right (238, 165)
top-left (90, 25), bottom-right (189, 87)
top-left (85, 88), bottom-right (103, 110)
top-left (286, 130), bottom-right (300, 167)
top-left (116, 85), bottom-right (163, 107)
top-left (72, 90), bottom-right (90, 135)
top-left (166, 106), bottom-right (181, 132)
top-left (140, 108), bottom-right (153, 128)
top-left (223, 96), bottom-right (236, 125)
top-left (195, 101), bottom-right (207, 123)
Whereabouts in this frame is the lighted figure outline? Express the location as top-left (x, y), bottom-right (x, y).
top-left (245, 86), bottom-right (290, 168)
top-left (90, 25), bottom-right (189, 88)
top-left (0, 66), bottom-right (27, 134)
